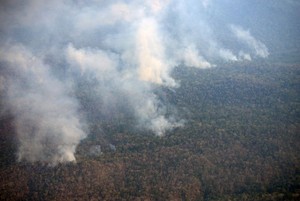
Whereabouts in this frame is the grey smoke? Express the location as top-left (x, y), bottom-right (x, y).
top-left (0, 44), bottom-right (86, 165)
top-left (0, 0), bottom-right (270, 164)
top-left (230, 25), bottom-right (270, 58)
top-left (88, 145), bottom-right (102, 157)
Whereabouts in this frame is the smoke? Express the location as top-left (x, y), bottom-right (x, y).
top-left (238, 51), bottom-right (252, 61)
top-left (0, 0), bottom-right (270, 164)
top-left (0, 44), bottom-right (86, 165)
top-left (65, 43), bottom-right (180, 135)
top-left (181, 45), bottom-right (212, 68)
top-left (201, 0), bottom-right (213, 8)
top-left (219, 49), bottom-right (239, 62)
top-left (136, 17), bottom-right (177, 87)
top-left (230, 25), bottom-right (270, 58)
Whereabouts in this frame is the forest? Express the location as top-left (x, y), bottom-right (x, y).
top-left (1, 60), bottom-right (299, 201)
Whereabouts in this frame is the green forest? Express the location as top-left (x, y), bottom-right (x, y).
top-left (1, 61), bottom-right (299, 201)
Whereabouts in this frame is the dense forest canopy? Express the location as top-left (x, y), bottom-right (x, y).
top-left (0, 0), bottom-right (299, 200)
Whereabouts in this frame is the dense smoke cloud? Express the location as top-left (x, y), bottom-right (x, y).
top-left (0, 0), bottom-right (269, 164)
top-left (0, 44), bottom-right (86, 164)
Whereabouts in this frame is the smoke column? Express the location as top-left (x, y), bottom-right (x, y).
top-left (0, 44), bottom-right (86, 165)
top-left (0, 0), bottom-right (269, 164)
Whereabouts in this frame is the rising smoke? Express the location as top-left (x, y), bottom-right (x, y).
top-left (0, 0), bottom-right (269, 164)
top-left (0, 44), bottom-right (86, 164)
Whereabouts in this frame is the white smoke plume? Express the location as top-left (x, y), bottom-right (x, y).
top-left (136, 18), bottom-right (177, 87)
top-left (0, 0), bottom-right (270, 164)
top-left (181, 45), bottom-right (212, 68)
top-left (65, 44), bottom-right (179, 136)
top-left (219, 49), bottom-right (239, 62)
top-left (230, 25), bottom-right (270, 58)
top-left (0, 44), bottom-right (86, 165)
top-left (238, 51), bottom-right (252, 61)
